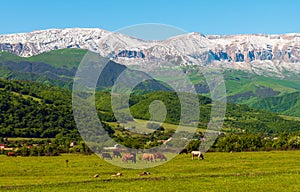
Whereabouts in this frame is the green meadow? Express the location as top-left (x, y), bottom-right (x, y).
top-left (0, 150), bottom-right (299, 192)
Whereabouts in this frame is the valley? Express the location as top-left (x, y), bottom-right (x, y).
top-left (1, 1), bottom-right (300, 191)
top-left (0, 30), bottom-right (299, 168)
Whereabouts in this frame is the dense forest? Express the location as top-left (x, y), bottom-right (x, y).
top-left (0, 79), bottom-right (76, 138)
top-left (1, 79), bottom-right (300, 137)
top-left (0, 78), bottom-right (300, 155)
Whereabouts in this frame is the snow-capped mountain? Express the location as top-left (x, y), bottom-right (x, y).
top-left (1, 28), bottom-right (300, 76)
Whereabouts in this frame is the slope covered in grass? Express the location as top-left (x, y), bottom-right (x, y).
top-left (251, 92), bottom-right (300, 117)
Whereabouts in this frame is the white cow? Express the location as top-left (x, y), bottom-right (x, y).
top-left (191, 151), bottom-right (204, 160)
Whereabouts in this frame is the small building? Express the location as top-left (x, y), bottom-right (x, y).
top-left (0, 144), bottom-right (6, 150)
top-left (103, 144), bottom-right (121, 150)
top-left (3, 147), bottom-right (14, 151)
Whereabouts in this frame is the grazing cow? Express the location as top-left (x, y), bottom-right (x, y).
top-left (139, 171), bottom-right (151, 176)
top-left (101, 152), bottom-right (112, 160)
top-left (112, 150), bottom-right (122, 158)
top-left (122, 153), bottom-right (136, 163)
top-left (93, 174), bottom-right (99, 178)
top-left (112, 172), bottom-right (122, 177)
top-left (154, 153), bottom-right (167, 161)
top-left (142, 153), bottom-right (156, 162)
top-left (179, 149), bottom-right (188, 154)
top-left (191, 151), bottom-right (204, 160)
top-left (7, 152), bottom-right (17, 157)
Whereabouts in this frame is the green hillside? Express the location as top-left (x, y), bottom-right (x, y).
top-left (1, 79), bottom-right (300, 139)
top-left (251, 92), bottom-right (300, 117)
top-left (0, 50), bottom-right (25, 62)
top-left (128, 91), bottom-right (300, 134)
top-left (0, 79), bottom-right (76, 138)
top-left (0, 49), bottom-right (81, 88)
top-left (0, 49), bottom-right (87, 69)
top-left (28, 49), bottom-right (88, 69)
top-left (95, 90), bottom-right (300, 134)
top-left (0, 49), bottom-right (171, 92)
top-left (1, 49), bottom-right (300, 120)
top-left (188, 69), bottom-right (300, 105)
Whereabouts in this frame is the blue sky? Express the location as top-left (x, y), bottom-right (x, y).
top-left (0, 0), bottom-right (299, 35)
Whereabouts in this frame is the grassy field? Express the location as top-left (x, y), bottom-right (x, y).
top-left (0, 151), bottom-right (300, 191)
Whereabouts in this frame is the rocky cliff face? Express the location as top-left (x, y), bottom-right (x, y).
top-left (207, 34), bottom-right (300, 63)
top-left (1, 28), bottom-right (300, 76)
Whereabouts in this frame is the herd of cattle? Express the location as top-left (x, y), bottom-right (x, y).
top-left (101, 150), bottom-right (168, 163)
top-left (100, 149), bottom-right (204, 163)
top-left (5, 149), bottom-right (204, 161)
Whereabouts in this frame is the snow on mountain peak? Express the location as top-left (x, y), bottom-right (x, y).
top-left (0, 28), bottom-right (300, 75)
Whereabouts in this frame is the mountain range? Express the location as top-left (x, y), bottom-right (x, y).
top-left (0, 28), bottom-right (299, 118)
top-left (1, 28), bottom-right (300, 77)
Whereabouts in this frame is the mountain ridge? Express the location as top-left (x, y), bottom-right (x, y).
top-left (1, 28), bottom-right (300, 77)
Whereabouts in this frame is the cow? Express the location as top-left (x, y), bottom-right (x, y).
top-left (139, 171), bottom-right (151, 176)
top-left (112, 172), bottom-right (122, 177)
top-left (179, 149), bottom-right (188, 154)
top-left (112, 150), bottom-right (122, 158)
top-left (154, 153), bottom-right (167, 161)
top-left (142, 153), bottom-right (156, 162)
top-left (122, 153), bottom-right (136, 163)
top-left (7, 152), bottom-right (17, 157)
top-left (191, 151), bottom-right (204, 160)
top-left (101, 152), bottom-right (112, 160)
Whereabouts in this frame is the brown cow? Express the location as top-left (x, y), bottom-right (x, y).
top-left (122, 153), bottom-right (136, 163)
top-left (142, 153), bottom-right (156, 162)
top-left (154, 153), bottom-right (167, 161)
top-left (7, 152), bottom-right (17, 157)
